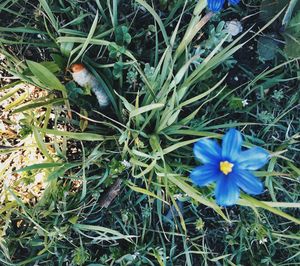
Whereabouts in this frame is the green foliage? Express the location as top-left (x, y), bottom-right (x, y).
top-left (26, 60), bottom-right (66, 92)
top-left (259, 0), bottom-right (300, 58)
top-left (113, 61), bottom-right (125, 79)
top-left (0, 0), bottom-right (300, 265)
top-left (203, 21), bottom-right (229, 50)
top-left (115, 25), bottom-right (132, 46)
top-left (72, 247), bottom-right (90, 266)
top-left (228, 97), bottom-right (244, 110)
top-left (284, 11), bottom-right (300, 58)
top-left (257, 35), bottom-right (280, 62)
top-left (259, 0), bottom-right (288, 22)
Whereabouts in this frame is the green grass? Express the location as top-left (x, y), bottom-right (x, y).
top-left (0, 0), bottom-right (300, 265)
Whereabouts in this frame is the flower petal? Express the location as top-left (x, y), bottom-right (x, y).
top-left (190, 164), bottom-right (221, 186)
top-left (222, 129), bottom-right (243, 161)
top-left (215, 176), bottom-right (240, 206)
top-left (228, 0), bottom-right (240, 5)
top-left (233, 169), bottom-right (264, 195)
top-left (237, 147), bottom-right (269, 170)
top-left (193, 139), bottom-right (222, 165)
top-left (207, 0), bottom-right (225, 12)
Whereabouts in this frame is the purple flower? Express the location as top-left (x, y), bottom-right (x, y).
top-left (190, 129), bottom-right (269, 206)
top-left (208, 0), bottom-right (240, 12)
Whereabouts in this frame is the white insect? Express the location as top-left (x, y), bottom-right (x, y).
top-left (70, 63), bottom-right (110, 108)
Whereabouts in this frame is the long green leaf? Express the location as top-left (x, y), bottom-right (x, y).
top-left (73, 224), bottom-right (134, 239)
top-left (130, 103), bottom-right (164, 118)
top-left (135, 0), bottom-right (169, 46)
top-left (36, 127), bottom-right (113, 141)
top-left (16, 162), bottom-right (64, 172)
top-left (32, 127), bottom-right (53, 161)
top-left (12, 98), bottom-right (64, 114)
top-left (240, 194), bottom-right (300, 225)
top-left (27, 60), bottom-right (66, 92)
top-left (71, 11), bottom-right (99, 64)
top-left (39, 0), bottom-right (58, 31)
top-left (163, 138), bottom-right (199, 155)
top-left (128, 184), bottom-right (169, 204)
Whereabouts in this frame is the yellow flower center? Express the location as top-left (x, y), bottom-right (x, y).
top-left (220, 161), bottom-right (234, 175)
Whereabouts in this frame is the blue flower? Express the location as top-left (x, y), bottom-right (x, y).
top-left (207, 0), bottom-right (240, 12)
top-left (190, 129), bottom-right (269, 206)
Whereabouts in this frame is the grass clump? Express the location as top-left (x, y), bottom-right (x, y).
top-left (0, 0), bottom-right (300, 265)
